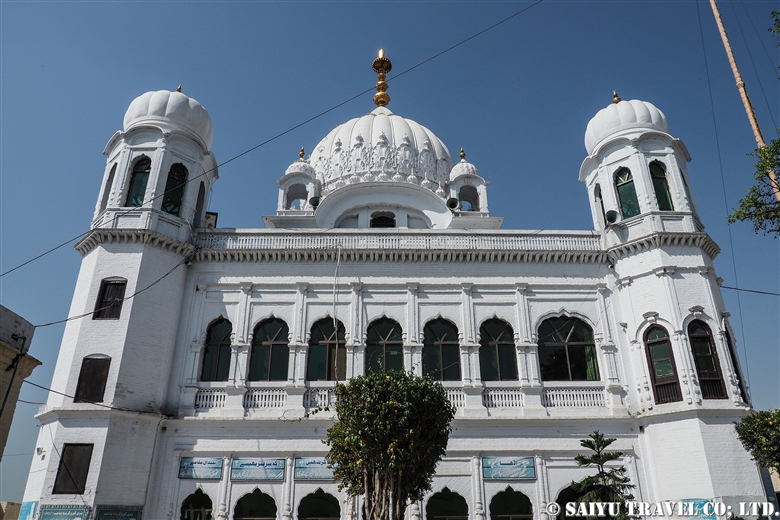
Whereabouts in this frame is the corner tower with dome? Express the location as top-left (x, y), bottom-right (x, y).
top-left (22, 53), bottom-right (772, 520)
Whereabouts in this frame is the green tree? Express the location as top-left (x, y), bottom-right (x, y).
top-left (734, 409), bottom-right (780, 470)
top-left (729, 11), bottom-right (780, 236)
top-left (570, 431), bottom-right (635, 520)
top-left (324, 369), bottom-right (455, 520)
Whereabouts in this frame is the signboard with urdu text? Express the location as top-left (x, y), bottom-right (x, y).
top-left (95, 506), bottom-right (144, 520)
top-left (294, 457), bottom-right (334, 480)
top-left (482, 456), bottom-right (536, 479)
top-left (39, 506), bottom-right (89, 520)
top-left (179, 457), bottom-right (223, 479)
top-left (231, 458), bottom-right (285, 481)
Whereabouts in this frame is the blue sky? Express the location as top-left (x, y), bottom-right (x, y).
top-left (1, 0), bottom-right (778, 502)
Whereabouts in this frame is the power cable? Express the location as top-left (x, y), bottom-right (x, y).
top-left (739, 0), bottom-right (780, 82)
top-left (695, 0), bottom-right (751, 388)
top-left (721, 285), bottom-right (780, 297)
top-left (0, 0), bottom-right (545, 280)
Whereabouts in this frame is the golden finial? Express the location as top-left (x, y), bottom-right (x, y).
top-left (612, 90), bottom-right (621, 104)
top-left (372, 49), bottom-right (392, 107)
top-left (460, 148), bottom-right (466, 160)
top-left (299, 147), bottom-right (305, 159)
top-left (176, 85), bottom-right (182, 93)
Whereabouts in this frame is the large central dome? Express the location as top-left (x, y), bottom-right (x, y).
top-left (309, 106), bottom-right (455, 196)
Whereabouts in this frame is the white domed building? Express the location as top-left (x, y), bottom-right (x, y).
top-left (20, 58), bottom-right (774, 520)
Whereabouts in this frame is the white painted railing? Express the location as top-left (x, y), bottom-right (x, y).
top-left (303, 387), bottom-right (336, 410)
top-left (196, 231), bottom-right (602, 252)
top-left (195, 388), bottom-right (226, 409)
top-left (446, 388), bottom-right (465, 410)
top-left (244, 388), bottom-right (287, 409)
top-left (541, 387), bottom-right (607, 408)
top-left (482, 388), bottom-right (524, 408)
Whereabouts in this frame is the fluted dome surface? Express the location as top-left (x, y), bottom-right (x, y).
top-left (284, 159), bottom-right (315, 178)
top-left (450, 159), bottom-right (480, 181)
top-left (309, 107), bottom-right (454, 195)
top-left (585, 99), bottom-right (668, 155)
top-left (124, 90), bottom-right (214, 148)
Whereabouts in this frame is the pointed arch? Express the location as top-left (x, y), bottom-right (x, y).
top-left (687, 320), bottom-right (727, 399)
top-left (365, 317), bottom-right (404, 373)
top-left (181, 488), bottom-right (212, 520)
top-left (554, 485), bottom-right (588, 520)
top-left (307, 318), bottom-right (346, 381)
top-left (298, 488), bottom-right (339, 520)
top-left (489, 486), bottom-right (533, 520)
top-left (614, 167), bottom-right (639, 218)
top-left (422, 318), bottom-right (460, 381)
top-left (234, 488), bottom-right (277, 520)
top-left (248, 318), bottom-right (290, 381)
top-left (644, 325), bottom-right (682, 403)
top-left (125, 156), bottom-right (151, 207)
top-left (201, 317), bottom-right (232, 382)
top-left (479, 318), bottom-right (517, 381)
top-left (427, 487), bottom-right (468, 520)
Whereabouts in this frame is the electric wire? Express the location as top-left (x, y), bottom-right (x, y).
top-left (721, 285), bottom-right (780, 297)
top-left (18, 398), bottom-right (46, 405)
top-left (739, 0), bottom-right (780, 82)
top-left (695, 0), bottom-right (751, 388)
top-left (0, 0), bottom-right (545, 281)
top-left (728, 2), bottom-right (778, 133)
top-left (23, 379), bottom-right (167, 417)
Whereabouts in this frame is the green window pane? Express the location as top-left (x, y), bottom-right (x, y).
top-left (126, 158), bottom-right (151, 207)
top-left (692, 338), bottom-right (712, 356)
top-left (441, 345), bottom-right (461, 381)
top-left (650, 341), bottom-right (671, 361)
top-left (366, 344), bottom-right (382, 374)
top-left (652, 176), bottom-right (674, 211)
top-left (422, 346), bottom-right (442, 380)
top-left (385, 344), bottom-right (403, 371)
top-left (497, 344), bottom-right (518, 380)
top-left (307, 344), bottom-right (328, 381)
top-left (539, 345), bottom-right (569, 381)
top-left (617, 182), bottom-right (640, 218)
top-left (647, 327), bottom-right (668, 342)
top-left (653, 359), bottom-right (674, 377)
top-left (479, 346), bottom-right (499, 381)
top-left (269, 344), bottom-right (289, 381)
top-left (696, 356), bottom-right (717, 373)
top-left (162, 164), bottom-right (187, 216)
top-left (248, 345), bottom-right (271, 381)
top-left (568, 345), bottom-right (588, 380)
top-left (688, 321), bottom-right (708, 336)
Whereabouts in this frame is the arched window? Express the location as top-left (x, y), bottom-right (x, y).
top-left (74, 355), bottom-right (110, 403)
top-left (370, 211), bottom-right (396, 228)
top-left (490, 487), bottom-right (533, 520)
top-left (614, 168), bottom-right (640, 218)
top-left (427, 488), bottom-right (468, 520)
top-left (479, 319), bottom-right (517, 381)
top-left (248, 318), bottom-right (289, 382)
top-left (458, 185), bottom-right (479, 211)
top-left (538, 317), bottom-right (599, 381)
top-left (422, 319), bottom-right (461, 381)
top-left (162, 163), bottom-right (188, 216)
top-left (298, 489), bottom-right (339, 520)
top-left (194, 182), bottom-right (206, 228)
top-left (201, 318), bottom-right (232, 382)
top-left (307, 318), bottom-right (346, 381)
top-left (181, 489), bottom-right (212, 520)
top-left (554, 486), bottom-right (589, 520)
top-left (365, 318), bottom-right (404, 374)
top-left (125, 157), bottom-right (151, 207)
top-left (650, 161), bottom-right (674, 211)
top-left (644, 326), bottom-right (682, 403)
top-left (688, 321), bottom-right (727, 399)
top-left (234, 489), bottom-right (276, 520)
top-left (285, 183), bottom-right (308, 210)
top-left (99, 164), bottom-right (116, 213)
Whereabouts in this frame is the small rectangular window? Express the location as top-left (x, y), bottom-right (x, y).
top-left (53, 444), bottom-right (93, 494)
top-left (93, 280), bottom-right (126, 320)
top-left (74, 357), bottom-right (110, 403)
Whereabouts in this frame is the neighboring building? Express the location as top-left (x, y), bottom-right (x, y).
top-left (21, 54), bottom-right (774, 520)
top-left (1, 501), bottom-right (22, 520)
top-left (0, 305), bottom-right (40, 462)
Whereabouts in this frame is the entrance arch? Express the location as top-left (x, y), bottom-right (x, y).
top-left (490, 487), bottom-right (533, 520)
top-left (234, 489), bottom-right (277, 520)
top-left (427, 488), bottom-right (468, 520)
top-left (298, 488), bottom-right (340, 520)
top-left (181, 488), bottom-right (213, 520)
top-left (555, 485), bottom-right (589, 520)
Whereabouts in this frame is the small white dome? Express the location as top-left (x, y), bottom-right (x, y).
top-left (584, 99), bottom-right (668, 155)
top-left (284, 159), bottom-right (315, 178)
top-left (123, 90), bottom-right (214, 148)
top-left (450, 158), bottom-right (480, 181)
top-left (309, 107), bottom-right (454, 195)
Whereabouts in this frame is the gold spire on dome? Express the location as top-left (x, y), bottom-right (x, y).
top-left (299, 147), bottom-right (305, 159)
top-left (612, 90), bottom-right (621, 104)
top-left (176, 85), bottom-right (182, 93)
top-left (372, 49), bottom-right (392, 107)
top-left (460, 148), bottom-right (466, 160)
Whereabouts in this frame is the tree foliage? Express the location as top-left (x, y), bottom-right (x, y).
top-left (728, 11), bottom-right (780, 236)
top-left (325, 370), bottom-right (455, 520)
top-left (734, 409), bottom-right (780, 470)
top-left (571, 431), bottom-right (635, 520)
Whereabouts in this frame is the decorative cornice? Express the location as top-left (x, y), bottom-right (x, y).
top-left (75, 228), bottom-right (196, 257)
top-left (193, 248), bottom-right (607, 265)
top-left (607, 232), bottom-right (719, 261)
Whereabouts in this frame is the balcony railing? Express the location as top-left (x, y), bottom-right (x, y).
top-left (303, 387), bottom-right (336, 410)
top-left (244, 388), bottom-right (287, 409)
top-left (195, 230), bottom-right (602, 253)
top-left (446, 388), bottom-right (465, 410)
top-left (540, 386), bottom-right (607, 408)
top-left (482, 388), bottom-right (524, 408)
top-left (195, 388), bottom-right (226, 410)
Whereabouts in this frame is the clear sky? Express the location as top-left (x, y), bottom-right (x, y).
top-left (1, 0), bottom-right (778, 502)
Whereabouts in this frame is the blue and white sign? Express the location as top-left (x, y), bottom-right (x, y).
top-left (680, 499), bottom-right (717, 520)
top-left (179, 457), bottom-right (223, 479)
top-left (482, 456), bottom-right (536, 479)
top-left (19, 501), bottom-right (38, 520)
top-left (39, 505), bottom-right (89, 520)
top-left (95, 506), bottom-right (144, 520)
top-left (294, 457), bottom-right (334, 480)
top-left (231, 458), bottom-right (285, 481)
